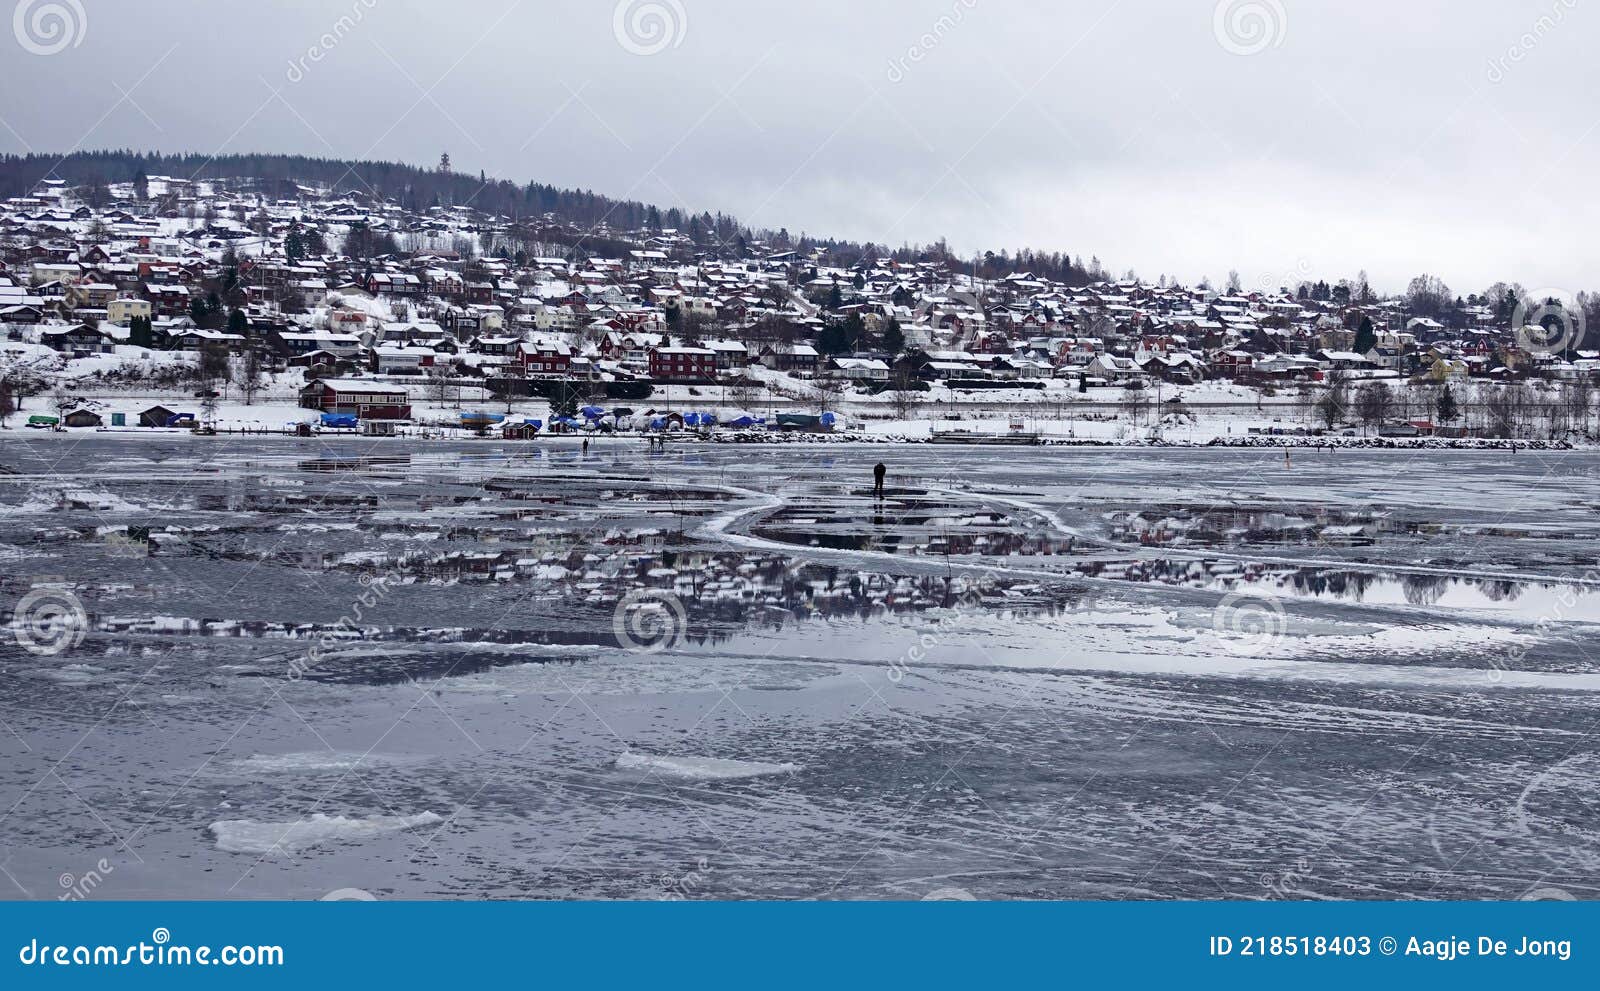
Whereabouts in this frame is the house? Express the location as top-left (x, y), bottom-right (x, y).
top-left (757, 343), bottom-right (819, 374)
top-left (30, 261), bottom-right (81, 284)
top-left (1210, 349), bottom-right (1254, 379)
top-left (169, 328), bottom-right (248, 353)
top-left (1085, 354), bottom-right (1142, 382)
top-left (366, 272), bottom-right (423, 296)
top-left (62, 409), bottom-right (103, 428)
top-left (371, 346), bottom-right (431, 375)
top-left (649, 346), bottom-right (717, 382)
top-left (138, 405), bottom-right (177, 427)
top-left (106, 297), bottom-right (152, 326)
top-left (41, 324), bottom-right (114, 356)
top-left (0, 305), bottom-right (44, 324)
top-left (298, 379), bottom-right (413, 420)
top-left (470, 335), bottom-right (521, 357)
top-left (1139, 353), bottom-right (1205, 384)
top-left (1315, 350), bottom-right (1375, 373)
top-left (703, 339), bottom-right (748, 372)
top-left (272, 331), bottom-right (362, 359)
top-left (67, 282), bottom-right (117, 309)
top-left (827, 356), bottom-right (891, 382)
top-left (1366, 346), bottom-right (1406, 372)
top-left (517, 337), bottom-right (572, 376)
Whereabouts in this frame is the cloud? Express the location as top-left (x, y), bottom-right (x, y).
top-left (1, 0), bottom-right (1593, 293)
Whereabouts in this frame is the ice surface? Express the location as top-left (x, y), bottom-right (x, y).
top-left (208, 812), bottom-right (444, 854)
top-left (5, 438), bottom-right (1600, 900)
top-left (615, 752), bottom-right (800, 781)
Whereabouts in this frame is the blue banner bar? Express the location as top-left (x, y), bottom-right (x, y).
top-left (0, 901), bottom-right (1591, 988)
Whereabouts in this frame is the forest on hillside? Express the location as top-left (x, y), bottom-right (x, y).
top-left (0, 150), bottom-right (1101, 283)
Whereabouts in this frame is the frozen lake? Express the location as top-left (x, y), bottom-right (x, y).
top-left (2, 435), bottom-right (1599, 900)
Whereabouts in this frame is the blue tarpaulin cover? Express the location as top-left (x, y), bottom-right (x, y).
top-left (320, 413), bottom-right (357, 428)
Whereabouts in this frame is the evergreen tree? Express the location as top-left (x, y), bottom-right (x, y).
top-left (880, 317), bottom-right (905, 356)
top-left (1353, 316), bottom-right (1378, 355)
top-left (816, 322), bottom-right (852, 356)
top-left (1436, 384), bottom-right (1459, 423)
top-left (549, 381), bottom-right (579, 419)
top-left (841, 312), bottom-right (866, 352)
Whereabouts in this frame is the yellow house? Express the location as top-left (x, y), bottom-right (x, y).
top-left (1416, 357), bottom-right (1468, 382)
top-left (107, 297), bottom-right (152, 326)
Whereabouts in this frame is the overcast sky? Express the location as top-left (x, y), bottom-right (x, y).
top-left (1, 0), bottom-right (1595, 294)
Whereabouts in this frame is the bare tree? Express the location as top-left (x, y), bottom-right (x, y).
top-left (425, 365), bottom-right (457, 409)
top-left (236, 347), bottom-right (265, 406)
top-left (1120, 382), bottom-right (1150, 424)
top-left (51, 386), bottom-right (75, 422)
top-left (888, 368), bottom-right (924, 420)
top-left (199, 343), bottom-right (231, 393)
top-left (725, 378), bottom-right (761, 410)
top-left (1315, 388), bottom-right (1347, 430)
top-left (1354, 382), bottom-right (1391, 433)
top-left (1481, 385), bottom-right (1515, 438)
top-left (812, 373), bottom-right (845, 415)
top-left (1569, 377), bottom-right (1593, 437)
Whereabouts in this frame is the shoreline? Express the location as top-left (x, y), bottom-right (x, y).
top-left (0, 426), bottom-right (1579, 452)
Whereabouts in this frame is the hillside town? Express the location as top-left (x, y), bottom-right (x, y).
top-left (1, 161), bottom-right (1595, 444)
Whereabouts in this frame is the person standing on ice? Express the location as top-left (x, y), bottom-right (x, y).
top-left (873, 462), bottom-right (887, 499)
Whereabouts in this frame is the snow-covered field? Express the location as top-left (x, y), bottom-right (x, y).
top-left (1, 438), bottom-right (1598, 900)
